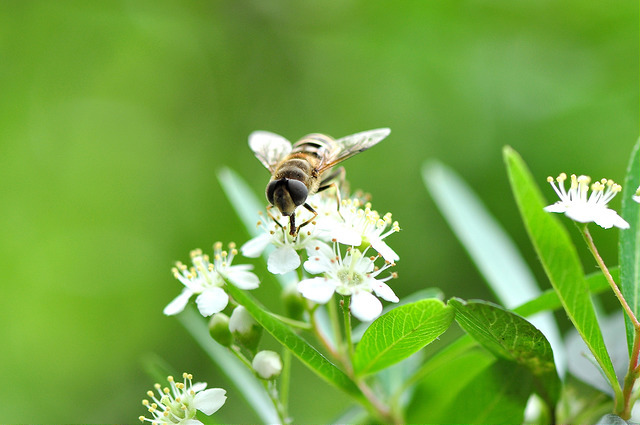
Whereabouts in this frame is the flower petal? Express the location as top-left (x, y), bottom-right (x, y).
top-left (543, 202), bottom-right (569, 213)
top-left (194, 388), bottom-right (227, 415)
top-left (226, 270), bottom-right (260, 289)
top-left (331, 224), bottom-right (362, 246)
top-left (267, 245), bottom-right (300, 274)
top-left (593, 208), bottom-right (630, 230)
top-left (163, 288), bottom-right (193, 316)
top-left (195, 288), bottom-right (229, 317)
top-left (370, 237), bottom-right (399, 262)
top-left (191, 382), bottom-right (208, 392)
top-left (564, 205), bottom-right (597, 223)
top-left (303, 242), bottom-right (334, 274)
top-left (241, 233), bottom-right (271, 258)
top-left (372, 281), bottom-right (399, 303)
top-left (350, 291), bottom-right (382, 322)
top-left (297, 277), bottom-right (336, 304)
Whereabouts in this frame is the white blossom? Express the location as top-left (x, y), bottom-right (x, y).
top-left (327, 198), bottom-right (400, 262)
top-left (298, 241), bottom-right (399, 322)
top-left (241, 194), bottom-right (337, 275)
top-left (633, 185), bottom-right (640, 203)
top-left (139, 373), bottom-right (226, 425)
top-left (544, 173), bottom-right (629, 229)
top-left (164, 242), bottom-right (260, 317)
top-left (241, 192), bottom-right (400, 275)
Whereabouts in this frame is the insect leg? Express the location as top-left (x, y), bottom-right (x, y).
top-left (293, 203), bottom-right (318, 236)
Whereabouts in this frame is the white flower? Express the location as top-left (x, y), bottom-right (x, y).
top-left (327, 199), bottom-right (400, 262)
top-left (633, 185), bottom-right (640, 203)
top-left (544, 173), bottom-right (629, 229)
top-left (241, 197), bottom-right (333, 274)
top-left (252, 350), bottom-right (283, 380)
top-left (164, 242), bottom-right (260, 317)
top-left (139, 372), bottom-right (226, 425)
top-left (298, 241), bottom-right (399, 322)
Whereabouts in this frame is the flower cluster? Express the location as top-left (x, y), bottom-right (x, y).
top-left (164, 242), bottom-right (259, 317)
top-left (299, 241), bottom-right (398, 321)
top-left (241, 191), bottom-right (401, 321)
top-left (544, 173), bottom-right (630, 229)
top-left (139, 373), bottom-right (226, 425)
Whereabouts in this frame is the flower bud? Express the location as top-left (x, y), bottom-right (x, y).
top-left (281, 283), bottom-right (305, 320)
top-left (252, 350), bottom-right (282, 380)
top-left (229, 305), bottom-right (262, 352)
top-left (208, 313), bottom-right (232, 347)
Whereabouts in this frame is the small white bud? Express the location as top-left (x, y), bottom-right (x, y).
top-left (252, 350), bottom-right (283, 380)
top-left (229, 305), bottom-right (262, 351)
top-left (229, 306), bottom-right (257, 334)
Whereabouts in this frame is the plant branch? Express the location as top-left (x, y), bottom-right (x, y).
top-left (582, 227), bottom-right (640, 329)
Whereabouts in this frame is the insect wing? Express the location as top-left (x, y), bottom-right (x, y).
top-left (248, 131), bottom-right (293, 173)
top-left (317, 128), bottom-right (390, 173)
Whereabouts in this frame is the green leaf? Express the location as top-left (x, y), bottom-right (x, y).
top-left (223, 283), bottom-right (365, 404)
top-left (619, 139), bottom-right (640, 354)
top-left (406, 344), bottom-right (495, 423)
top-left (353, 299), bottom-right (454, 376)
top-left (514, 268), bottom-right (616, 317)
top-left (436, 360), bottom-right (533, 424)
top-left (449, 298), bottom-right (560, 407)
top-left (177, 307), bottom-right (279, 424)
top-left (503, 146), bottom-right (620, 394)
top-left (423, 160), bottom-right (541, 308)
top-left (351, 287), bottom-right (444, 343)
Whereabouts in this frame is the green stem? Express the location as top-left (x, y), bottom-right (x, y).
top-left (620, 331), bottom-right (640, 419)
top-left (229, 345), bottom-right (253, 369)
top-left (269, 312), bottom-right (312, 330)
top-left (582, 227), bottom-right (640, 328)
top-left (327, 297), bottom-right (344, 358)
top-left (582, 226), bottom-right (636, 415)
top-left (342, 296), bottom-right (355, 372)
top-left (280, 349), bottom-right (291, 420)
top-left (263, 379), bottom-right (289, 425)
top-left (309, 307), bottom-right (340, 358)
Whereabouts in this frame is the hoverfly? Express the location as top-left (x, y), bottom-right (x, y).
top-left (249, 128), bottom-right (390, 236)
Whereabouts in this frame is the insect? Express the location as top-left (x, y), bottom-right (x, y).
top-left (249, 128), bottom-right (390, 236)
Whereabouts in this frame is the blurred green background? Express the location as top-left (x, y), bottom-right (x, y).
top-left (0, 1), bottom-right (637, 423)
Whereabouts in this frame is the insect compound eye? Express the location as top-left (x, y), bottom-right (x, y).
top-left (266, 180), bottom-right (279, 205)
top-left (286, 179), bottom-right (308, 206)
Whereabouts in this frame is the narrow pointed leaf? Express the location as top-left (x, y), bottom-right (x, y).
top-left (503, 146), bottom-right (620, 394)
top-left (619, 140), bottom-right (640, 354)
top-left (450, 298), bottom-right (560, 407)
top-left (223, 283), bottom-right (365, 404)
top-left (353, 299), bottom-right (454, 376)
